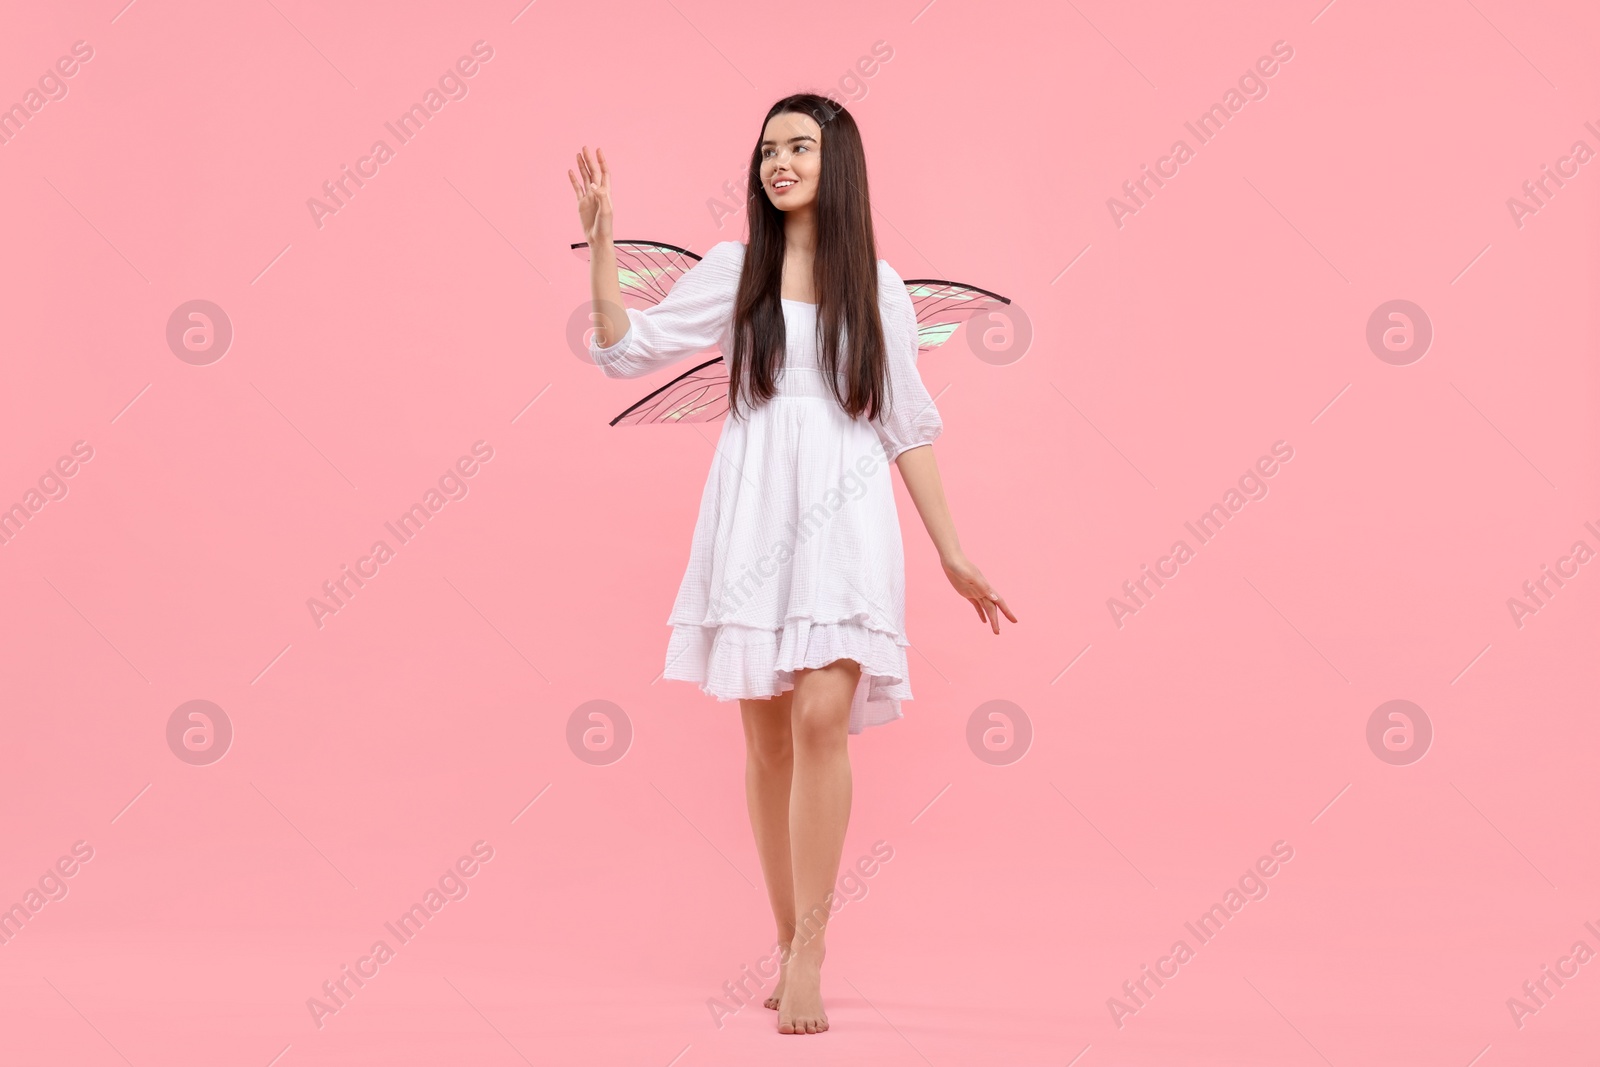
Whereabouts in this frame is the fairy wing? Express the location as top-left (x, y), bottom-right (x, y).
top-left (608, 355), bottom-right (730, 426)
top-left (593, 245), bottom-right (1010, 425)
top-left (901, 278), bottom-right (1012, 355)
top-left (570, 240), bottom-right (705, 308)
top-left (576, 238), bottom-right (735, 425)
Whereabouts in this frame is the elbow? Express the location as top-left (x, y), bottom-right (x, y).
top-left (588, 309), bottom-right (640, 377)
top-left (593, 354), bottom-right (643, 379)
top-left (589, 333), bottom-right (645, 379)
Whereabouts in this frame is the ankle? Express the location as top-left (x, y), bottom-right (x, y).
top-left (786, 937), bottom-right (826, 964)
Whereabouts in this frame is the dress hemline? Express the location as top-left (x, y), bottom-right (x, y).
top-left (662, 617), bottom-right (912, 734)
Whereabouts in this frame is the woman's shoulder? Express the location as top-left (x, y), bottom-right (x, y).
top-left (875, 256), bottom-right (909, 293)
top-left (686, 240), bottom-right (743, 288)
top-left (702, 240), bottom-right (747, 265)
top-left (874, 258), bottom-right (912, 316)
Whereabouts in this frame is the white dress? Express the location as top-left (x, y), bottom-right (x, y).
top-left (588, 241), bottom-right (943, 733)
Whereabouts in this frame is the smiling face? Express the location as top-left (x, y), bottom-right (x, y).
top-left (759, 110), bottom-right (822, 211)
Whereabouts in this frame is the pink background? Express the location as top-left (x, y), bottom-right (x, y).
top-left (2, 0), bottom-right (1597, 1063)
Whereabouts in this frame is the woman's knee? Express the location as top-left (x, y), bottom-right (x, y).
top-left (742, 699), bottom-right (793, 767)
top-left (791, 703), bottom-right (848, 752)
top-left (790, 661), bottom-right (858, 748)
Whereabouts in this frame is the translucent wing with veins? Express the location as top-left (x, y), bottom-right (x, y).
top-left (578, 240), bottom-right (1010, 426)
top-left (901, 278), bottom-right (1012, 354)
top-left (570, 239), bottom-right (703, 308)
top-left (608, 356), bottom-right (731, 426)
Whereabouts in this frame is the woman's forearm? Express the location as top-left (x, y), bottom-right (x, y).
top-left (589, 238), bottom-right (629, 348)
top-left (894, 444), bottom-right (962, 562)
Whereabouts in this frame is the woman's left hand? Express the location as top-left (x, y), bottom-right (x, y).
top-left (940, 551), bottom-right (1018, 634)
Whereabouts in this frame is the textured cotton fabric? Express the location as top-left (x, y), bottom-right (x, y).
top-left (589, 240), bottom-right (942, 733)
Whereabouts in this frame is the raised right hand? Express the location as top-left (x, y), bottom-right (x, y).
top-left (569, 145), bottom-right (614, 246)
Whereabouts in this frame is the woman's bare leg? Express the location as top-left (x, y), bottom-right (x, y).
top-left (779, 657), bottom-right (860, 1035)
top-left (739, 691), bottom-right (796, 1009)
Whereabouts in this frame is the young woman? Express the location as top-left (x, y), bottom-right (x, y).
top-left (571, 94), bottom-right (1017, 1035)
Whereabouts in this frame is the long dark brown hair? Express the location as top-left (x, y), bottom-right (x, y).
top-left (725, 94), bottom-right (888, 423)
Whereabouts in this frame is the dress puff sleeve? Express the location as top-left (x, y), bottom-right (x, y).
top-left (587, 240), bottom-right (745, 379)
top-left (870, 259), bottom-right (944, 461)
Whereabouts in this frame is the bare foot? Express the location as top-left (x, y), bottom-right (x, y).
top-left (777, 949), bottom-right (828, 1034)
top-left (764, 966), bottom-right (784, 1011)
top-left (764, 941), bottom-right (792, 1009)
